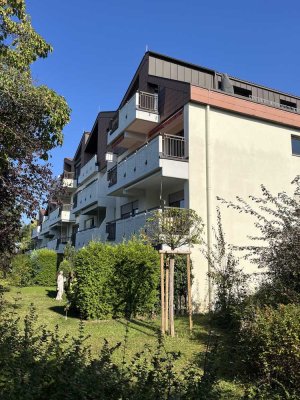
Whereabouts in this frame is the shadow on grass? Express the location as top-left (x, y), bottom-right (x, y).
top-left (46, 289), bottom-right (57, 299)
top-left (48, 305), bottom-right (79, 320)
top-left (0, 285), bottom-right (10, 293)
top-left (115, 318), bottom-right (158, 338)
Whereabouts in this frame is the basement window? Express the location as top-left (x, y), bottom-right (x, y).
top-left (280, 99), bottom-right (297, 111)
top-left (292, 136), bottom-right (300, 156)
top-left (233, 86), bottom-right (252, 98)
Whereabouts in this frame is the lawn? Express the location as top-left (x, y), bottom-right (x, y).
top-left (2, 284), bottom-right (210, 370)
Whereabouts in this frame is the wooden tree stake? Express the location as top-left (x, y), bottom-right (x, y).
top-left (165, 262), bottom-right (169, 333)
top-left (160, 253), bottom-right (165, 334)
top-left (187, 253), bottom-right (193, 331)
top-left (169, 256), bottom-right (175, 337)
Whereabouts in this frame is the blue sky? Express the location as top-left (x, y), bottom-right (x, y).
top-left (26, 0), bottom-right (300, 176)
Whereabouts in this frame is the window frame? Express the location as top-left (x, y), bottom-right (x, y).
top-left (291, 135), bottom-right (300, 157)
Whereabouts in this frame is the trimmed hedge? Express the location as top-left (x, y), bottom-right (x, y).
top-left (111, 240), bottom-right (160, 319)
top-left (70, 239), bottom-right (160, 320)
top-left (72, 242), bottom-right (115, 319)
top-left (30, 249), bottom-right (57, 286)
top-left (9, 249), bottom-right (57, 286)
top-left (10, 254), bottom-right (33, 286)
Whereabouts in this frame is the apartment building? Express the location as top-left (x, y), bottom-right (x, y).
top-left (33, 51), bottom-right (300, 309)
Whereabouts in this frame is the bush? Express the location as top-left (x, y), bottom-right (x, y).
top-left (70, 240), bottom-right (160, 320)
top-left (111, 239), bottom-right (160, 319)
top-left (9, 253), bottom-right (33, 286)
top-left (71, 242), bottom-right (115, 319)
top-left (239, 304), bottom-right (300, 398)
top-left (30, 249), bottom-right (57, 286)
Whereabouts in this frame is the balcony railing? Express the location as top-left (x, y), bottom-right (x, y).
top-left (63, 171), bottom-right (75, 179)
top-left (31, 225), bottom-right (41, 238)
top-left (107, 165), bottom-right (117, 187)
top-left (106, 207), bottom-right (159, 242)
top-left (161, 134), bottom-right (185, 159)
top-left (75, 225), bottom-right (106, 248)
top-left (78, 155), bottom-right (99, 185)
top-left (106, 221), bottom-right (116, 241)
top-left (108, 92), bottom-right (160, 143)
top-left (107, 133), bottom-right (187, 189)
top-left (249, 95), bottom-right (300, 113)
top-left (138, 91), bottom-right (158, 112)
top-left (109, 114), bottom-right (119, 132)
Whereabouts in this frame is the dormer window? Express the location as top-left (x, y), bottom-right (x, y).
top-left (233, 86), bottom-right (252, 98)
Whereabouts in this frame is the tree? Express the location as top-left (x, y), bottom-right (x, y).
top-left (203, 208), bottom-right (249, 327)
top-left (144, 207), bottom-right (203, 336)
top-left (218, 176), bottom-right (300, 304)
top-left (0, 0), bottom-right (71, 257)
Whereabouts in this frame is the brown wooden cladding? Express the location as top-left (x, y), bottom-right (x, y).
top-left (97, 111), bottom-right (116, 171)
top-left (149, 55), bottom-right (215, 89)
top-left (217, 73), bottom-right (300, 109)
top-left (147, 76), bottom-right (190, 123)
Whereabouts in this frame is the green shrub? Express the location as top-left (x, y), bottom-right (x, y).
top-left (111, 239), bottom-right (160, 319)
top-left (239, 304), bottom-right (300, 398)
top-left (30, 249), bottom-right (57, 286)
top-left (71, 242), bottom-right (115, 319)
top-left (9, 254), bottom-right (33, 286)
top-left (70, 240), bottom-right (160, 320)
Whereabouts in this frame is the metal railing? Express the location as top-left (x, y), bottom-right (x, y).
top-left (107, 164), bottom-right (117, 187)
top-left (63, 171), bottom-right (75, 179)
top-left (162, 134), bottom-right (185, 159)
top-left (138, 91), bottom-right (158, 112)
top-left (109, 114), bottom-right (119, 134)
top-left (107, 133), bottom-right (187, 188)
top-left (106, 221), bottom-right (116, 241)
top-left (60, 204), bottom-right (72, 212)
top-left (56, 236), bottom-right (71, 249)
top-left (249, 95), bottom-right (300, 113)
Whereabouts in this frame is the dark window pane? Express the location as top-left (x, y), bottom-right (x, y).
top-left (292, 136), bottom-right (300, 155)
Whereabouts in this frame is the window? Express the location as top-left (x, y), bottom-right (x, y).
top-left (169, 190), bottom-right (184, 208)
top-left (280, 99), bottom-right (297, 111)
top-left (292, 136), bottom-right (300, 156)
top-left (121, 201), bottom-right (139, 219)
top-left (233, 86), bottom-right (252, 98)
top-left (84, 218), bottom-right (95, 229)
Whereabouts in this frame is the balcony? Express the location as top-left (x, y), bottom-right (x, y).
top-left (47, 238), bottom-right (58, 251)
top-left (73, 176), bottom-right (113, 214)
top-left (31, 225), bottom-right (41, 239)
top-left (107, 134), bottom-right (188, 195)
top-left (62, 171), bottom-right (77, 190)
top-left (75, 226), bottom-right (106, 249)
top-left (107, 91), bottom-right (160, 146)
top-left (41, 205), bottom-right (75, 234)
top-left (50, 205), bottom-right (75, 226)
top-left (106, 208), bottom-right (158, 242)
top-left (78, 155), bottom-right (99, 185)
top-left (40, 216), bottom-right (52, 235)
top-left (56, 236), bottom-right (71, 253)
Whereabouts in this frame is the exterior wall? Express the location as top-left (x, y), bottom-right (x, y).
top-left (186, 102), bottom-right (300, 310)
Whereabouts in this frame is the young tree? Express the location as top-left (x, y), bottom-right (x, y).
top-left (144, 208), bottom-right (203, 336)
top-left (0, 1), bottom-right (71, 256)
top-left (203, 208), bottom-right (249, 326)
top-left (218, 176), bottom-right (300, 304)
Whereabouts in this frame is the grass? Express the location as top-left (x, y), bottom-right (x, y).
top-left (2, 284), bottom-right (211, 370)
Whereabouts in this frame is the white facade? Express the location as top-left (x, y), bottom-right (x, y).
top-left (33, 54), bottom-right (300, 310)
top-left (186, 101), bottom-right (300, 309)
